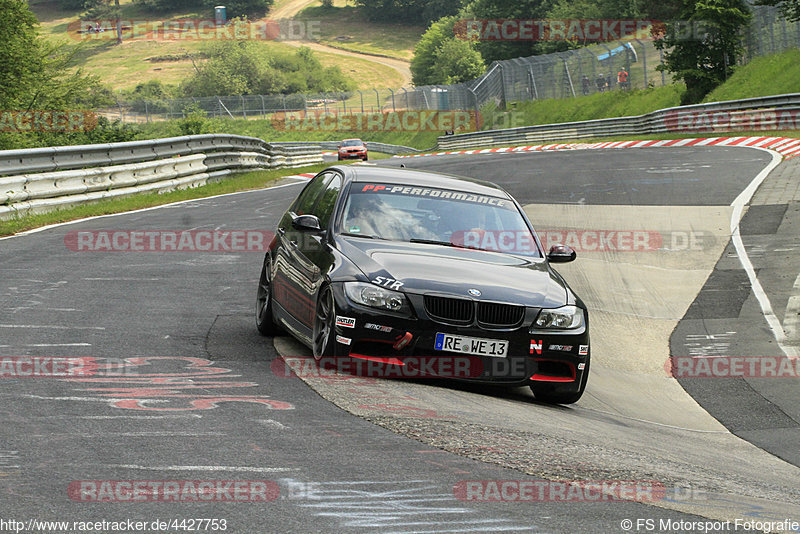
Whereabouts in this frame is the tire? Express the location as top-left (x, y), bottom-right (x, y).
top-left (530, 357), bottom-right (590, 405)
top-left (255, 257), bottom-right (281, 336)
top-left (363, 155), bottom-right (368, 161)
top-left (312, 284), bottom-right (337, 361)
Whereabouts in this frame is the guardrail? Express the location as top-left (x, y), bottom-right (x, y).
top-left (0, 134), bottom-right (324, 219)
top-left (437, 93), bottom-right (800, 150)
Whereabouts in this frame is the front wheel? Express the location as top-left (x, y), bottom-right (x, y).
top-left (255, 258), bottom-right (281, 336)
top-left (312, 284), bottom-right (337, 361)
top-left (530, 357), bottom-right (590, 404)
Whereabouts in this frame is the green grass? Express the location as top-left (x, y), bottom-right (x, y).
top-left (483, 84), bottom-right (685, 129)
top-left (295, 0), bottom-right (422, 61)
top-left (702, 48), bottom-right (800, 102)
top-left (0, 164), bottom-right (330, 237)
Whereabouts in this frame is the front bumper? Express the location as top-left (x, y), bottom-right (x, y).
top-left (338, 151), bottom-right (367, 160)
top-left (328, 284), bottom-right (589, 391)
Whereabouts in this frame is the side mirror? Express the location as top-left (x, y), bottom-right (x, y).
top-left (547, 244), bottom-right (576, 263)
top-left (291, 214), bottom-right (322, 233)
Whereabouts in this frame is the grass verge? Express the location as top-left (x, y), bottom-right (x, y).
top-left (295, 0), bottom-right (422, 61)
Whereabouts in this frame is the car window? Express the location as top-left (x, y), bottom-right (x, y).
top-left (294, 172), bottom-right (334, 215)
top-left (312, 174), bottom-right (342, 229)
top-left (340, 183), bottom-right (542, 257)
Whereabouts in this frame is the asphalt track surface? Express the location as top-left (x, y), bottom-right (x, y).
top-left (0, 147), bottom-right (798, 533)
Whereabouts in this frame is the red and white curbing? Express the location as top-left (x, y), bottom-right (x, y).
top-left (393, 136), bottom-right (800, 160)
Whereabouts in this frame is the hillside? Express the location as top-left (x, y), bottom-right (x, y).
top-left (28, 0), bottom-right (418, 90)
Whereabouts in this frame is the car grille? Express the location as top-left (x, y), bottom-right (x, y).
top-left (424, 296), bottom-right (524, 328)
top-left (477, 302), bottom-right (525, 328)
top-left (424, 296), bottom-right (473, 325)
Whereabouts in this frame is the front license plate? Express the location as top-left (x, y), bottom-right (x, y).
top-left (434, 332), bottom-right (509, 358)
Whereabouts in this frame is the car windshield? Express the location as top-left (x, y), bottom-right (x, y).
top-left (342, 140), bottom-right (364, 147)
top-left (339, 183), bottom-right (542, 258)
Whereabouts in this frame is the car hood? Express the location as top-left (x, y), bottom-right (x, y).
top-left (337, 238), bottom-right (567, 308)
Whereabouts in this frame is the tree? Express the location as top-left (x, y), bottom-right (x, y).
top-left (0, 0), bottom-right (98, 110)
top-left (431, 38), bottom-right (485, 84)
top-left (411, 17), bottom-right (457, 85)
top-left (180, 41), bottom-right (354, 97)
top-left (411, 16), bottom-right (484, 85)
top-left (653, 0), bottom-right (752, 104)
top-left (754, 0), bottom-right (800, 21)
top-left (467, 0), bottom-right (556, 62)
top-left (353, 0), bottom-right (465, 25)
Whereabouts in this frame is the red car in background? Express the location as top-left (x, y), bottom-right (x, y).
top-left (338, 139), bottom-right (368, 161)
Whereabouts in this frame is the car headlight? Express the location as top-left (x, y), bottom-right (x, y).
top-left (344, 282), bottom-right (409, 313)
top-left (531, 305), bottom-right (585, 330)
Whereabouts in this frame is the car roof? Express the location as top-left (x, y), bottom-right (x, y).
top-left (333, 165), bottom-right (511, 199)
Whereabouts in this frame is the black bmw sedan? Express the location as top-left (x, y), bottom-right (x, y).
top-left (256, 165), bottom-right (590, 404)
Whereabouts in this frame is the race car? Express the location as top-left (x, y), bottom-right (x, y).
top-left (255, 166), bottom-right (590, 404)
top-left (337, 139), bottom-right (368, 161)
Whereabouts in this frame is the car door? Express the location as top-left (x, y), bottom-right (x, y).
top-left (272, 172), bottom-right (342, 340)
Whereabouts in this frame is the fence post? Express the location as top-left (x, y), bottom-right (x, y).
top-left (402, 88), bottom-right (409, 110)
top-left (527, 66), bottom-right (538, 100)
top-left (389, 88), bottom-right (396, 112)
top-left (359, 90), bottom-right (364, 113)
top-left (659, 48), bottom-right (665, 86)
top-left (635, 39), bottom-right (647, 88)
top-left (260, 95), bottom-right (266, 118)
top-left (467, 87), bottom-right (481, 131)
top-left (241, 95), bottom-right (247, 119)
top-left (497, 64), bottom-right (507, 109)
top-left (374, 88), bottom-right (380, 111)
top-left (563, 58), bottom-right (576, 98)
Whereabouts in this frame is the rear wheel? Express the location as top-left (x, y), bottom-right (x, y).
top-left (312, 284), bottom-right (337, 361)
top-left (530, 357), bottom-right (590, 404)
top-left (255, 257), bottom-right (281, 336)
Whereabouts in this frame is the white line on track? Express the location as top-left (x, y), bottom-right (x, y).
top-left (0, 343), bottom-right (91, 347)
top-left (70, 415), bottom-right (203, 420)
top-left (0, 324), bottom-right (104, 330)
top-left (781, 273), bottom-right (800, 346)
top-left (104, 464), bottom-right (296, 473)
top-left (729, 147), bottom-right (799, 358)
